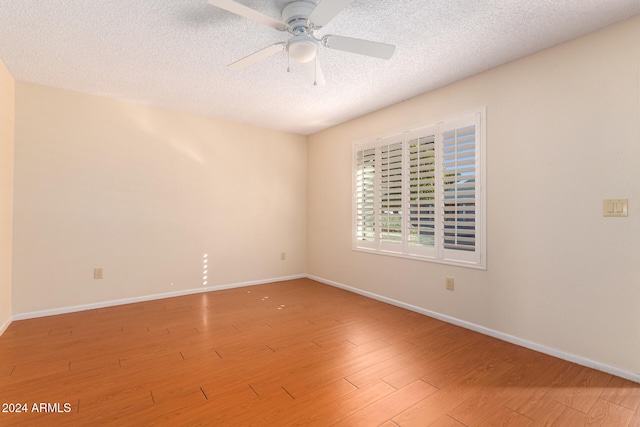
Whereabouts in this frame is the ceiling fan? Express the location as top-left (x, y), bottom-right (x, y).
top-left (207, 0), bottom-right (396, 85)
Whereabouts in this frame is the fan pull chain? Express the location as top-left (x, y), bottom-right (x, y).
top-left (287, 52), bottom-right (291, 73)
top-left (313, 56), bottom-right (317, 86)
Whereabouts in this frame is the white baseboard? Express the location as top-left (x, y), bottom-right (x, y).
top-left (0, 316), bottom-right (11, 336)
top-left (307, 274), bottom-right (640, 384)
top-left (11, 274), bottom-right (306, 321)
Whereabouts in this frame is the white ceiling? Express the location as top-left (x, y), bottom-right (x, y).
top-left (1, 1), bottom-right (639, 135)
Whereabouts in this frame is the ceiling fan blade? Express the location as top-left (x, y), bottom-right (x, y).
top-left (308, 0), bottom-right (354, 28)
top-left (207, 0), bottom-right (287, 30)
top-left (324, 35), bottom-right (396, 59)
top-left (227, 43), bottom-right (285, 70)
top-left (305, 56), bottom-right (326, 86)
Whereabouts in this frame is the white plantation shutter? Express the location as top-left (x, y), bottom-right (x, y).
top-left (355, 144), bottom-right (376, 249)
top-left (353, 110), bottom-right (485, 268)
top-left (379, 138), bottom-right (403, 251)
top-left (406, 127), bottom-right (437, 257)
top-left (440, 115), bottom-right (482, 265)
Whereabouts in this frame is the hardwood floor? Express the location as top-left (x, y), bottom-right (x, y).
top-left (1, 278), bottom-right (638, 426)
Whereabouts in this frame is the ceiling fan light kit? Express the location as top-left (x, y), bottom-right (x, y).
top-left (207, 0), bottom-right (396, 84)
top-left (287, 34), bottom-right (318, 63)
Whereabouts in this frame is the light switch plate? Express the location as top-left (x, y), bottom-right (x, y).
top-left (445, 277), bottom-right (454, 291)
top-left (602, 199), bottom-right (628, 217)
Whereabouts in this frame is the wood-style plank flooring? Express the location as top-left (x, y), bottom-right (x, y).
top-left (1, 278), bottom-right (638, 426)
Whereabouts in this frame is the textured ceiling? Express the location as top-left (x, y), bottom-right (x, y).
top-left (1, 0), bottom-right (639, 135)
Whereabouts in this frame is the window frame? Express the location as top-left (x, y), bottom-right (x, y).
top-left (352, 109), bottom-right (486, 269)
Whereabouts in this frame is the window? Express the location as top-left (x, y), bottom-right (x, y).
top-left (352, 110), bottom-right (485, 269)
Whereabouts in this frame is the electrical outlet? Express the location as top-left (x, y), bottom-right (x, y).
top-left (94, 268), bottom-right (103, 280)
top-left (445, 277), bottom-right (454, 291)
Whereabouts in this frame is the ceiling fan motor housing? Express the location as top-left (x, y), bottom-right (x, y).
top-left (282, 1), bottom-right (316, 29)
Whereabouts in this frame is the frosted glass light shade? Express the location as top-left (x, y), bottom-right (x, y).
top-left (288, 38), bottom-right (317, 63)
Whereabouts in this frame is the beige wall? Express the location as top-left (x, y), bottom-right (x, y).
top-left (12, 83), bottom-right (307, 314)
top-left (308, 16), bottom-right (640, 375)
top-left (0, 59), bottom-right (14, 332)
